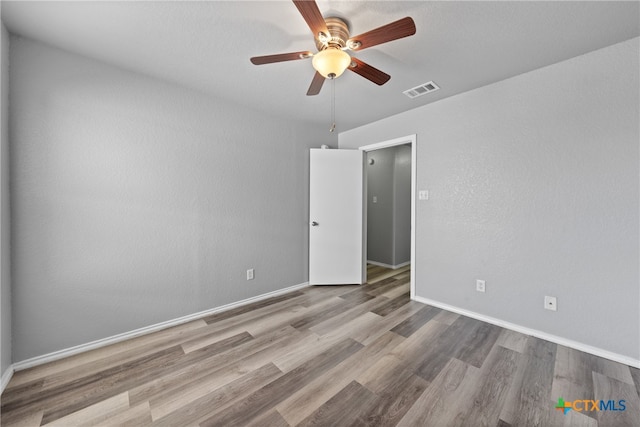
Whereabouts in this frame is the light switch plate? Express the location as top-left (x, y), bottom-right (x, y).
top-left (419, 190), bottom-right (429, 200)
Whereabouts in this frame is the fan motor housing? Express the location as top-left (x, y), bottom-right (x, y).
top-left (315, 17), bottom-right (350, 51)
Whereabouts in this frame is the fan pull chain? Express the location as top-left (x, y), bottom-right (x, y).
top-left (329, 76), bottom-right (336, 132)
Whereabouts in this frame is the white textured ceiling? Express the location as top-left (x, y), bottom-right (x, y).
top-left (2, 1), bottom-right (639, 131)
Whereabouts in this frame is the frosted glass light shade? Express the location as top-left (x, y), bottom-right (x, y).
top-left (312, 48), bottom-right (351, 79)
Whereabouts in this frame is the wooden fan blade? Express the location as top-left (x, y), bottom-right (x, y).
top-left (307, 71), bottom-right (325, 96)
top-left (348, 57), bottom-right (391, 86)
top-left (250, 51), bottom-right (313, 65)
top-left (292, 0), bottom-right (329, 40)
top-left (347, 17), bottom-right (416, 51)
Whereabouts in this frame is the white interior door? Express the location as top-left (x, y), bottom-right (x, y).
top-left (309, 148), bottom-right (364, 285)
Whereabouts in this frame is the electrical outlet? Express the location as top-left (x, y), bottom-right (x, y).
top-left (419, 190), bottom-right (429, 200)
top-left (476, 279), bottom-right (486, 293)
top-left (544, 296), bottom-right (557, 311)
top-left (246, 269), bottom-right (254, 280)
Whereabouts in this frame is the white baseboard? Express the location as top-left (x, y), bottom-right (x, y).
top-left (1, 365), bottom-right (14, 394)
top-left (367, 260), bottom-right (411, 270)
top-left (13, 282), bottom-right (310, 372)
top-left (413, 295), bottom-right (640, 369)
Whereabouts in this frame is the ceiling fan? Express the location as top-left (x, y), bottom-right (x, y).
top-left (250, 0), bottom-right (416, 96)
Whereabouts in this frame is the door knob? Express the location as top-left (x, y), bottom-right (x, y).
top-left (311, 221), bottom-right (319, 226)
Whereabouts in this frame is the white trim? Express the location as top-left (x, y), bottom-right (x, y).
top-left (359, 134), bottom-right (417, 299)
top-left (413, 295), bottom-right (640, 369)
top-left (367, 260), bottom-right (411, 270)
top-left (1, 365), bottom-right (14, 394)
top-left (358, 135), bottom-right (416, 152)
top-left (13, 282), bottom-right (310, 371)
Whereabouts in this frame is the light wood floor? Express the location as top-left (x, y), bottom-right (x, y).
top-left (2, 264), bottom-right (639, 426)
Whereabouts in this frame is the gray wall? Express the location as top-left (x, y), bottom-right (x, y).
top-left (1, 21), bottom-right (11, 377)
top-left (366, 148), bottom-right (394, 265)
top-left (9, 36), bottom-right (333, 361)
top-left (340, 38), bottom-right (640, 361)
top-left (366, 145), bottom-right (411, 267)
top-left (392, 145), bottom-right (411, 266)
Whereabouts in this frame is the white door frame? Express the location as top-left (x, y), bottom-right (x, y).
top-left (358, 134), bottom-right (416, 298)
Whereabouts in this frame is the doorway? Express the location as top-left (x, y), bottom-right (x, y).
top-left (358, 135), bottom-right (416, 298)
top-left (365, 144), bottom-right (411, 270)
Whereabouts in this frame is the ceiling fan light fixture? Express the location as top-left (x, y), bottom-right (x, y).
top-left (250, 2), bottom-right (417, 95)
top-left (312, 48), bottom-right (351, 79)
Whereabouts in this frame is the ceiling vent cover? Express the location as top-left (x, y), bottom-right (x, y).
top-left (403, 81), bottom-right (439, 99)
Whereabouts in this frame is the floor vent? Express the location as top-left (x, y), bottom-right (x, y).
top-left (403, 81), bottom-right (439, 99)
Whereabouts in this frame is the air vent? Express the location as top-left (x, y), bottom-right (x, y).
top-left (403, 81), bottom-right (440, 99)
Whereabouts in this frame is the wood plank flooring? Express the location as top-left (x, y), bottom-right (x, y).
top-left (2, 264), bottom-right (639, 426)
